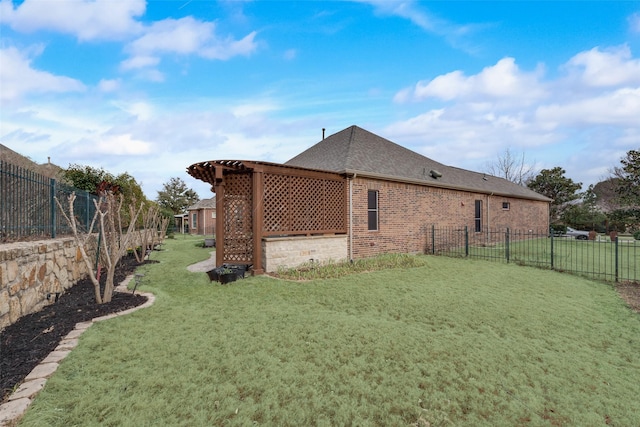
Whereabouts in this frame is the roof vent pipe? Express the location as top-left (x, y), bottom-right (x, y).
top-left (322, 128), bottom-right (325, 140)
top-left (430, 169), bottom-right (442, 179)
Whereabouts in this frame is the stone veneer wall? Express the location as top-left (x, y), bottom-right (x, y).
top-left (0, 237), bottom-right (98, 330)
top-left (262, 235), bottom-right (348, 273)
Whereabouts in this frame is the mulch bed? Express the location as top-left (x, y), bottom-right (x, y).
top-left (1, 255), bottom-right (150, 403)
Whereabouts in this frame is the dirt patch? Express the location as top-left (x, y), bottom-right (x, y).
top-left (616, 281), bottom-right (640, 314)
top-left (1, 255), bottom-right (150, 403)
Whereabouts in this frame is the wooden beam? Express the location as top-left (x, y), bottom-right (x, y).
top-left (251, 170), bottom-right (265, 274)
top-left (214, 174), bottom-right (225, 267)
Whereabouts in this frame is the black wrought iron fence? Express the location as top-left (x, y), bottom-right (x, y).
top-left (0, 160), bottom-right (98, 243)
top-left (427, 225), bottom-right (639, 283)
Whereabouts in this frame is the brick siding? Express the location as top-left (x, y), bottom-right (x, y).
top-left (349, 177), bottom-right (549, 259)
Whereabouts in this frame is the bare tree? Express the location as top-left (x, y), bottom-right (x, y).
top-left (56, 191), bottom-right (143, 304)
top-left (484, 148), bottom-right (536, 186)
top-left (131, 204), bottom-right (167, 264)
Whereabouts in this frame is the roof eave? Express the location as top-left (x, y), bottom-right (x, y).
top-left (343, 169), bottom-right (551, 202)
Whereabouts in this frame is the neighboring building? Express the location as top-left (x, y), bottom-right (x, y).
top-left (187, 125), bottom-right (551, 273)
top-left (0, 144), bottom-right (64, 179)
top-left (186, 197), bottom-right (216, 236)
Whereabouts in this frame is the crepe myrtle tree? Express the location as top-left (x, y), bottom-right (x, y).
top-left (56, 190), bottom-right (143, 304)
top-left (131, 203), bottom-right (170, 264)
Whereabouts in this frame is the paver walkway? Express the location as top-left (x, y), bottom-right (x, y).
top-left (186, 250), bottom-right (216, 273)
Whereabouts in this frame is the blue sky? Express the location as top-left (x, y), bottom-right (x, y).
top-left (1, 0), bottom-right (639, 199)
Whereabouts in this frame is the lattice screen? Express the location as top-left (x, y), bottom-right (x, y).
top-left (263, 173), bottom-right (346, 235)
top-left (223, 173), bottom-right (253, 263)
top-left (323, 180), bottom-right (346, 230)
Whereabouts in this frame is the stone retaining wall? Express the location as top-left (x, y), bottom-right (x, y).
top-left (0, 237), bottom-right (96, 330)
top-left (262, 235), bottom-right (348, 273)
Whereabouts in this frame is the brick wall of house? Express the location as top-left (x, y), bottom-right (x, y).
top-left (189, 208), bottom-right (216, 236)
top-left (349, 177), bottom-right (549, 259)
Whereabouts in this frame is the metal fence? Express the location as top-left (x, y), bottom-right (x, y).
top-left (1, 160), bottom-right (98, 243)
top-left (427, 225), bottom-right (639, 283)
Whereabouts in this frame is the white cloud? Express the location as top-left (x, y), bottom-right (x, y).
top-left (395, 57), bottom-right (546, 106)
top-left (92, 134), bottom-right (152, 156)
top-left (0, 46), bottom-right (85, 101)
top-left (283, 49), bottom-right (297, 60)
top-left (564, 45), bottom-right (640, 88)
top-left (354, 0), bottom-right (487, 52)
top-left (97, 79), bottom-right (120, 92)
top-left (629, 12), bottom-right (640, 33)
top-left (536, 87), bottom-right (640, 128)
top-left (357, 0), bottom-right (439, 32)
top-left (112, 100), bottom-right (155, 121)
top-left (386, 45), bottom-right (640, 189)
top-left (0, 0), bottom-right (145, 41)
top-left (120, 55), bottom-right (160, 71)
top-left (231, 102), bottom-right (279, 117)
top-left (122, 16), bottom-right (258, 72)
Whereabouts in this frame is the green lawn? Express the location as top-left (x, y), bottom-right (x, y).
top-left (19, 235), bottom-right (640, 426)
top-left (441, 236), bottom-right (639, 283)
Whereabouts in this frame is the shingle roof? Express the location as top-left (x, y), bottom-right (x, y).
top-left (285, 125), bottom-right (550, 202)
top-left (187, 197), bottom-right (216, 210)
top-left (1, 144), bottom-right (64, 179)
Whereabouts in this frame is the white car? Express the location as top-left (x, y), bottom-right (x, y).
top-left (565, 227), bottom-right (590, 240)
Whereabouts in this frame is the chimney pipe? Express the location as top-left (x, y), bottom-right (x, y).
top-left (322, 128), bottom-right (325, 140)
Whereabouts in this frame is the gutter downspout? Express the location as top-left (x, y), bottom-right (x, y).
top-left (349, 173), bottom-right (356, 261)
top-left (488, 193), bottom-right (492, 230)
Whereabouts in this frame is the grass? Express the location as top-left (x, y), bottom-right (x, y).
top-left (275, 253), bottom-right (431, 280)
top-left (441, 236), bottom-right (640, 283)
top-left (18, 235), bottom-right (640, 426)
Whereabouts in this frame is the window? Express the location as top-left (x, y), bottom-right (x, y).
top-left (192, 213), bottom-right (197, 229)
top-left (502, 202), bottom-right (510, 210)
top-left (474, 200), bottom-right (482, 232)
top-left (367, 190), bottom-right (378, 231)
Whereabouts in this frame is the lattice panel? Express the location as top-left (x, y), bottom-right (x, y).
top-left (263, 173), bottom-right (346, 234)
top-left (290, 176), bottom-right (323, 231)
top-left (223, 173), bottom-right (253, 263)
top-left (323, 180), bottom-right (346, 230)
top-left (263, 173), bottom-right (289, 232)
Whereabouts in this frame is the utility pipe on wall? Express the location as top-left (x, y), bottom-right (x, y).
top-left (348, 173), bottom-right (357, 261)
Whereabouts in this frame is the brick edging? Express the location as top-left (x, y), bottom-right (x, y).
top-left (0, 276), bottom-right (155, 426)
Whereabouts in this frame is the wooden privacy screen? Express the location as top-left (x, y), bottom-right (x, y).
top-left (187, 160), bottom-right (347, 271)
top-left (223, 173), bottom-right (253, 263)
top-left (263, 173), bottom-right (346, 235)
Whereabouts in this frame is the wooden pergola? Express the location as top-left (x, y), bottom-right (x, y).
top-left (187, 160), bottom-right (348, 274)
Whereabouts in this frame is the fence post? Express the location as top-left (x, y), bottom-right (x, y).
top-left (464, 226), bottom-right (469, 257)
top-left (86, 191), bottom-right (91, 231)
top-left (50, 178), bottom-right (57, 238)
top-left (615, 236), bottom-right (619, 283)
top-left (431, 224), bottom-right (435, 254)
top-left (550, 230), bottom-right (554, 270)
top-left (505, 227), bottom-right (510, 263)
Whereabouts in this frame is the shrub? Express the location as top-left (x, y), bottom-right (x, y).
top-left (634, 230), bottom-right (640, 241)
